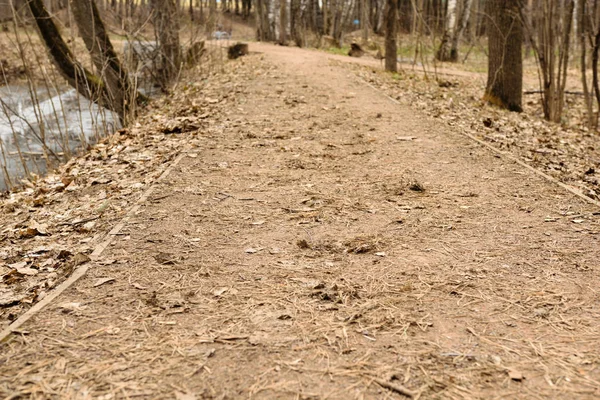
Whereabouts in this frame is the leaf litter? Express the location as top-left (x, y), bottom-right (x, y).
top-left (0, 44), bottom-right (599, 399)
top-left (349, 60), bottom-right (600, 201)
top-left (0, 52), bottom-right (235, 327)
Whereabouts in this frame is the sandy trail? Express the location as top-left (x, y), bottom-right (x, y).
top-left (1, 43), bottom-right (599, 399)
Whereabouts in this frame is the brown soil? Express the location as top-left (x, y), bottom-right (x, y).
top-left (1, 43), bottom-right (600, 399)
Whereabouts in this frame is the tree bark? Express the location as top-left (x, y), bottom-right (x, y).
top-left (384, 0), bottom-right (397, 72)
top-left (592, 27), bottom-right (600, 126)
top-left (150, 0), bottom-right (182, 89)
top-left (524, 0), bottom-right (575, 122)
top-left (484, 0), bottom-right (522, 112)
top-left (255, 0), bottom-right (265, 39)
top-left (242, 0), bottom-right (251, 18)
top-left (71, 0), bottom-right (140, 124)
top-left (290, 0), bottom-right (302, 46)
top-left (25, 0), bottom-right (123, 119)
top-left (578, 0), bottom-right (595, 128)
top-left (255, 0), bottom-right (274, 41)
top-left (374, 0), bottom-right (385, 34)
top-left (279, 0), bottom-right (287, 44)
top-left (362, 0), bottom-right (369, 42)
top-left (436, 0), bottom-right (456, 61)
top-left (323, 0), bottom-right (328, 35)
top-left (449, 0), bottom-right (471, 62)
top-left (208, 0), bottom-right (217, 32)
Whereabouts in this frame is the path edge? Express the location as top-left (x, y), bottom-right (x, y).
top-left (0, 150), bottom-right (189, 343)
top-left (360, 79), bottom-right (600, 209)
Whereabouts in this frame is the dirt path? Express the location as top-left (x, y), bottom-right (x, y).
top-left (2, 43), bottom-right (600, 399)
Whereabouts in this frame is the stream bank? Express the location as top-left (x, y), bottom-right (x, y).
top-left (0, 84), bottom-right (119, 191)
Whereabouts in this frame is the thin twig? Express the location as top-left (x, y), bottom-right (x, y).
top-left (375, 379), bottom-right (417, 398)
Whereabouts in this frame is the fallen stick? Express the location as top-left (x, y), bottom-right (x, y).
top-left (375, 379), bottom-right (417, 398)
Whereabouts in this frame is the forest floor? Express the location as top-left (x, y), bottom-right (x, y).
top-left (1, 43), bottom-right (600, 399)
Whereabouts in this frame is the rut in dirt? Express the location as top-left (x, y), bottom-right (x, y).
top-left (1, 44), bottom-right (600, 400)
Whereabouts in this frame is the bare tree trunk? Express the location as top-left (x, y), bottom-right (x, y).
top-left (270, 0), bottom-right (279, 39)
top-left (524, 0), bottom-right (533, 56)
top-left (290, 0), bottom-right (303, 46)
top-left (436, 0), bottom-right (456, 61)
top-left (208, 0), bottom-right (217, 32)
top-left (71, 0), bottom-right (140, 124)
top-left (323, 0), bottom-right (328, 35)
top-left (279, 0), bottom-right (287, 44)
top-left (242, 0), bottom-right (251, 18)
top-left (449, 0), bottom-right (471, 62)
top-left (375, 0), bottom-right (385, 34)
top-left (256, 0), bottom-right (269, 40)
top-left (25, 0), bottom-right (132, 121)
top-left (579, 0), bottom-right (595, 128)
top-left (256, 0), bottom-right (263, 39)
top-left (310, 0), bottom-right (318, 32)
top-left (591, 26), bottom-right (600, 124)
top-left (410, 0), bottom-right (418, 34)
top-left (330, 0), bottom-right (337, 36)
top-left (362, 0), bottom-right (369, 42)
top-left (524, 0), bottom-right (574, 122)
top-left (150, 0), bottom-right (182, 90)
top-left (384, 0), bottom-right (397, 71)
top-left (484, 0), bottom-right (522, 112)
top-left (573, 0), bottom-right (579, 54)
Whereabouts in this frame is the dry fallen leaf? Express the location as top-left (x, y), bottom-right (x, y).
top-left (0, 289), bottom-right (21, 306)
top-left (17, 221), bottom-right (49, 238)
top-left (12, 262), bottom-right (38, 276)
top-left (154, 252), bottom-right (177, 265)
top-left (70, 253), bottom-right (91, 267)
top-left (131, 282), bottom-right (147, 290)
top-left (82, 221), bottom-right (97, 231)
top-left (508, 369), bottom-right (524, 381)
top-left (7, 261), bottom-right (27, 270)
top-left (106, 326), bottom-right (120, 335)
top-left (175, 392), bottom-right (197, 400)
top-left (93, 277), bottom-right (116, 287)
top-left (58, 302), bottom-right (87, 312)
top-left (214, 287), bottom-right (229, 297)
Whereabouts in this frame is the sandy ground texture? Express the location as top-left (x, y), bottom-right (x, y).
top-left (1, 43), bottom-right (600, 399)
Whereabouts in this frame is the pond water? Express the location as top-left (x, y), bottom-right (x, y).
top-left (0, 84), bottom-right (120, 191)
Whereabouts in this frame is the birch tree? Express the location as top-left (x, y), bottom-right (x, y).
top-left (436, 0), bottom-right (456, 61)
top-left (449, 0), bottom-right (472, 62)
